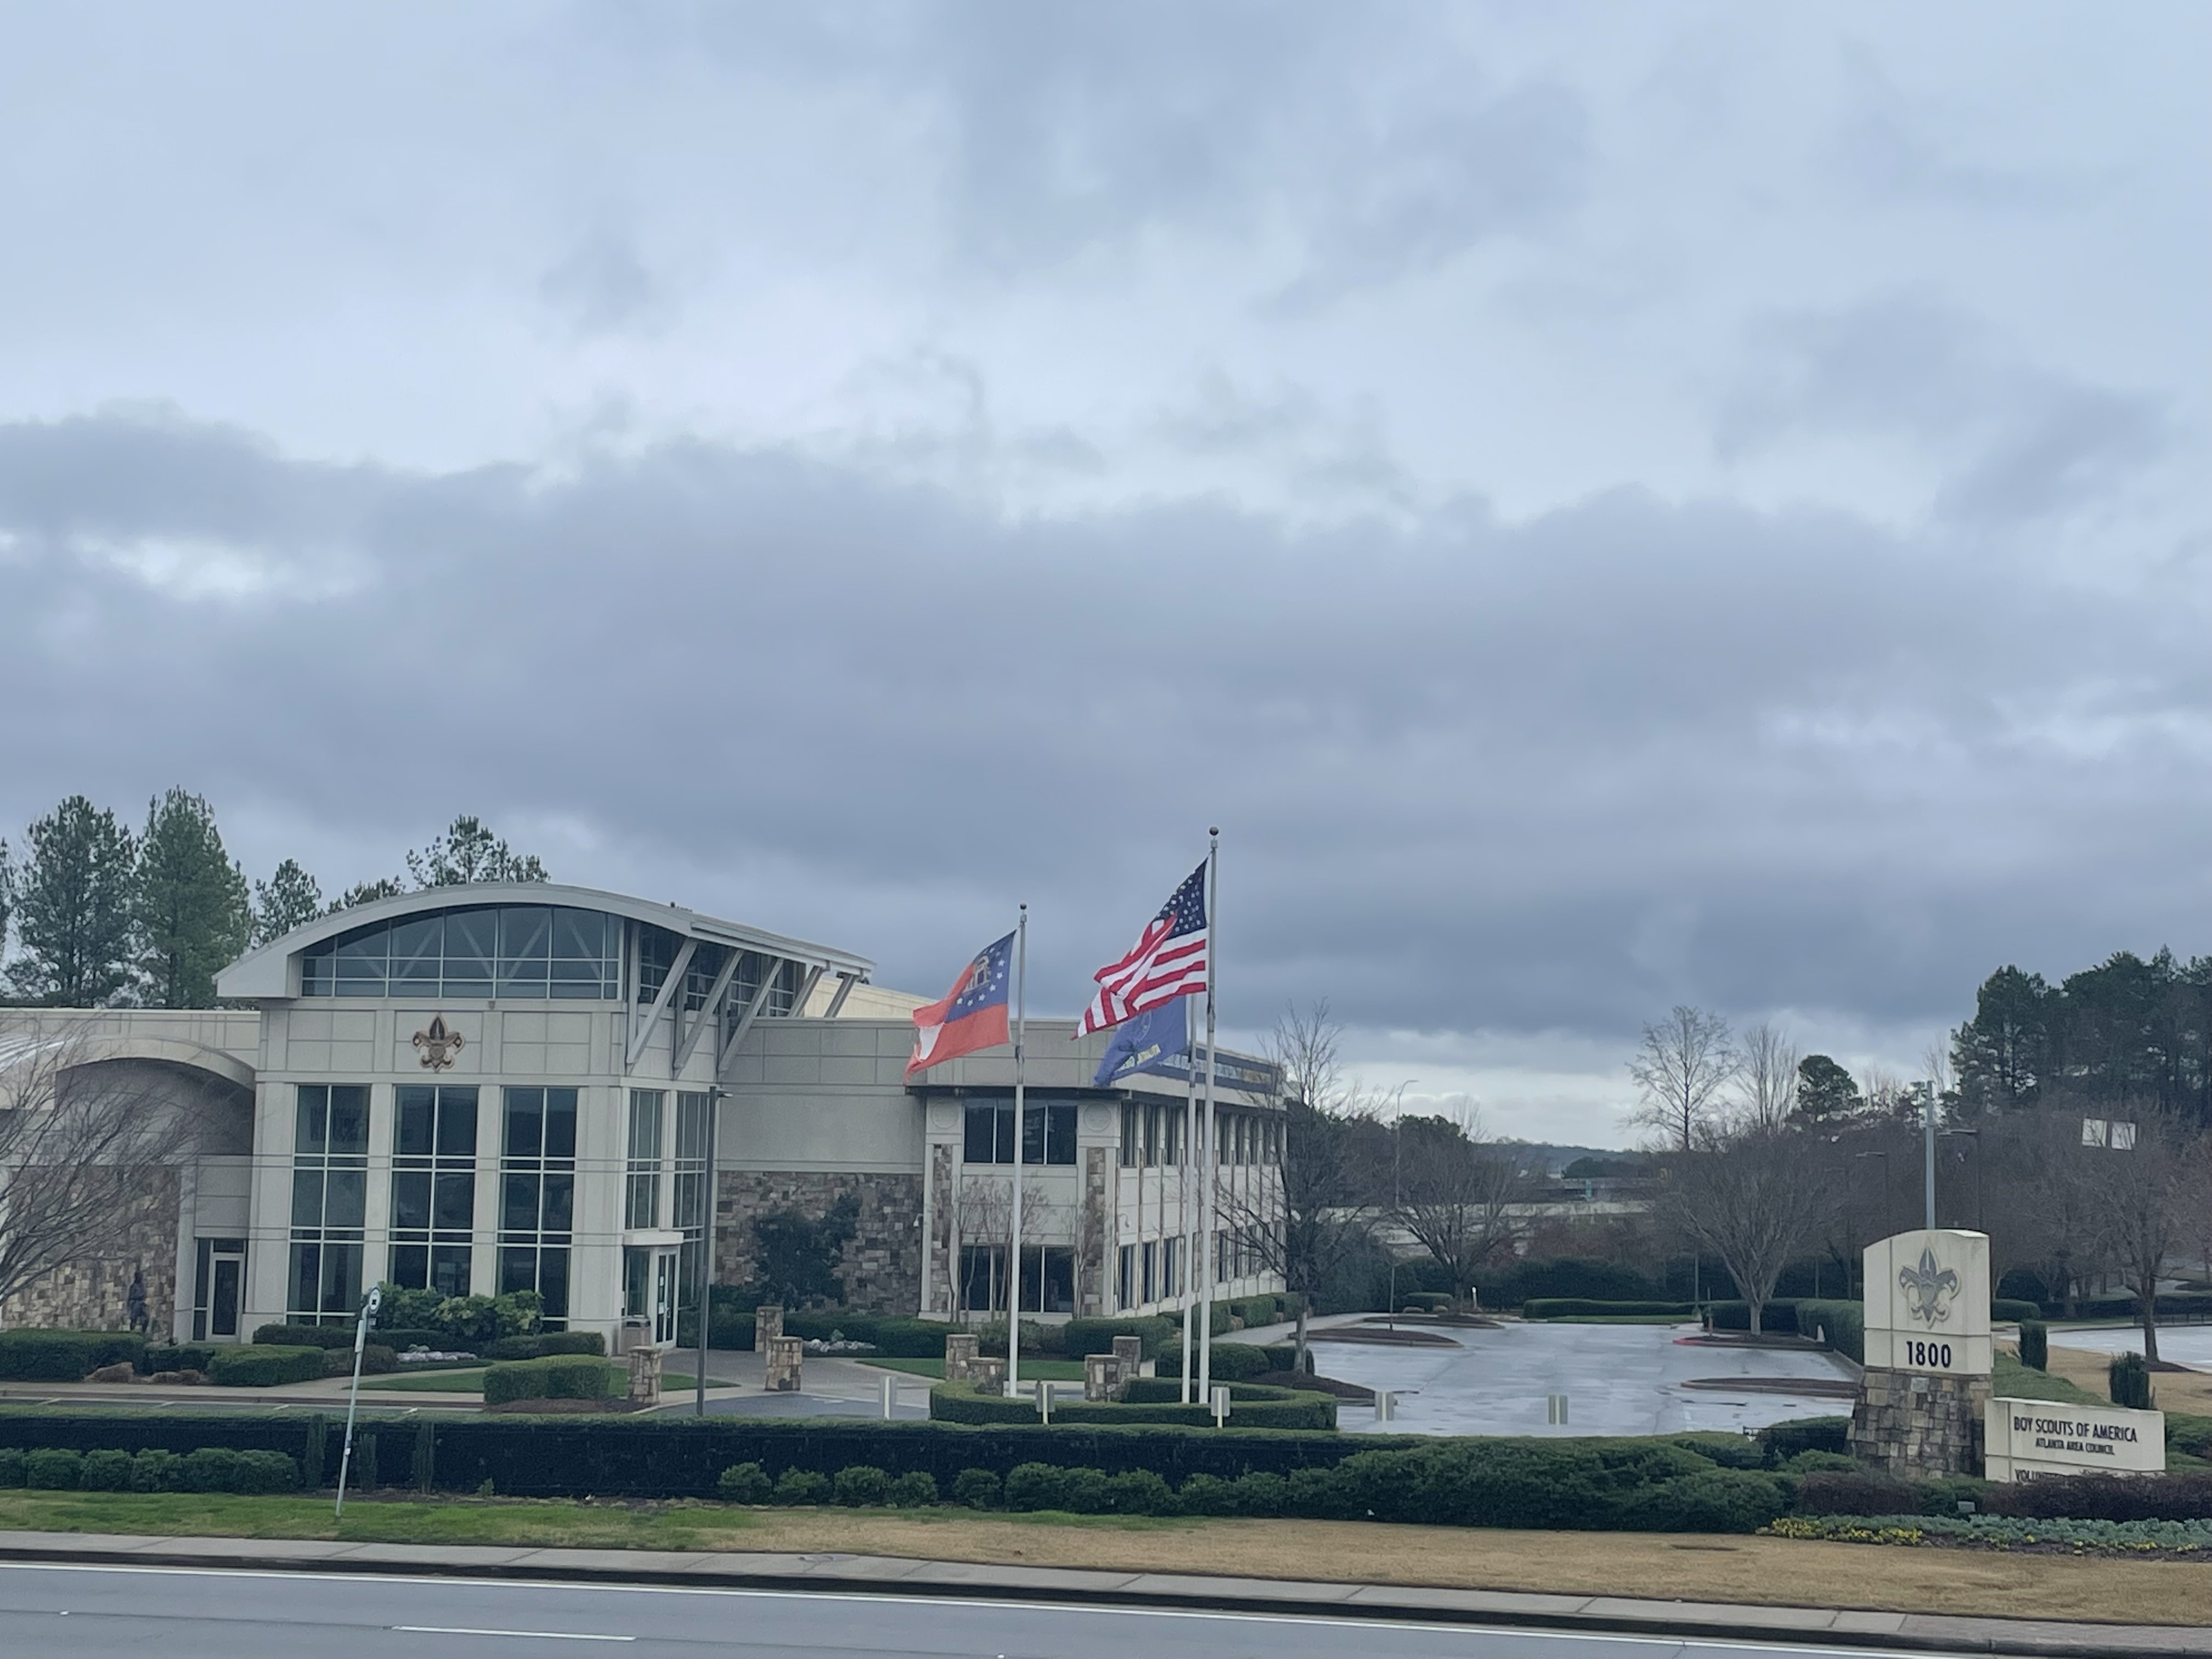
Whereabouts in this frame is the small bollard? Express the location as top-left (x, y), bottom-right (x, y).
top-left (880, 1374), bottom-right (896, 1420)
top-left (1210, 1385), bottom-right (1231, 1427)
top-left (1546, 1393), bottom-right (1569, 1425)
top-left (1375, 1391), bottom-right (1396, 1423)
top-left (1036, 1379), bottom-right (1052, 1424)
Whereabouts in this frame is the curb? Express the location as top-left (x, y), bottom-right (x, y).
top-left (2, 1540), bottom-right (2207, 1657)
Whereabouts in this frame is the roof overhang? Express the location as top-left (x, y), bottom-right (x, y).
top-left (215, 882), bottom-right (874, 1001)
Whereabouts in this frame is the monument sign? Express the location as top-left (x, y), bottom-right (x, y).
top-left (1849, 1228), bottom-right (1992, 1479)
top-left (1985, 1399), bottom-right (2164, 1483)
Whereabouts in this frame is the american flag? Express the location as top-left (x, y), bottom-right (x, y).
top-left (1076, 862), bottom-right (1209, 1036)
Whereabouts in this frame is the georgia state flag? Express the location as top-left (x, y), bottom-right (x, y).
top-left (906, 931), bottom-right (1015, 1080)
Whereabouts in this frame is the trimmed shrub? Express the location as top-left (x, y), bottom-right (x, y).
top-left (718, 1462), bottom-right (773, 1503)
top-left (833, 1465), bottom-right (890, 1506)
top-left (26, 1447), bottom-right (83, 1489)
top-left (181, 1448), bottom-right (242, 1492)
top-left (1793, 1469), bottom-right (1921, 1515)
top-left (1759, 1416), bottom-right (1849, 1464)
top-left (234, 1450), bottom-right (300, 1493)
top-left (2017, 1320), bottom-right (2049, 1371)
top-left (140, 1345), bottom-right (219, 1375)
top-left (888, 1470), bottom-right (938, 1507)
top-left (1992, 1297), bottom-right (2040, 1325)
top-left (1793, 1301), bottom-right (1863, 1362)
top-left (778, 1312), bottom-right (960, 1359)
top-left (1783, 1450), bottom-right (1861, 1474)
top-left (0, 1448), bottom-right (25, 1486)
top-left (251, 1323), bottom-right (354, 1350)
top-left (931, 1378), bottom-right (1335, 1430)
top-left (1985, 1471), bottom-right (2212, 1522)
top-left (131, 1448), bottom-right (183, 1492)
top-left (951, 1468), bottom-right (1001, 1509)
top-left (1232, 1470), bottom-right (1289, 1516)
top-left (1523, 1300), bottom-right (1696, 1321)
top-left (0, 1330), bottom-right (146, 1381)
top-left (483, 1332), bottom-right (606, 1361)
top-left (1003, 1462), bottom-right (1067, 1511)
top-left (208, 1346), bottom-right (326, 1388)
top-left (1622, 1470), bottom-right (1789, 1533)
top-left (80, 1449), bottom-right (133, 1491)
top-left (1177, 1472), bottom-right (1234, 1515)
top-left (1175, 1342), bottom-right (1271, 1381)
top-left (1105, 1468), bottom-right (1175, 1514)
top-left (483, 1356), bottom-right (614, 1406)
top-left (2112, 1352), bottom-right (2155, 1410)
top-left (773, 1468), bottom-right (830, 1505)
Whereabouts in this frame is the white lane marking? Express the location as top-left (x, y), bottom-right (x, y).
top-left (0, 1561), bottom-right (1905, 1656)
top-left (397, 1627), bottom-right (634, 1642)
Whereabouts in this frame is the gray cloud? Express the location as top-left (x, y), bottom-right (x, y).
top-left (3, 408), bottom-right (2208, 1060)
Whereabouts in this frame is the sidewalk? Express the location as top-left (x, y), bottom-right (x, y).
top-left (1, 1527), bottom-right (2207, 1656)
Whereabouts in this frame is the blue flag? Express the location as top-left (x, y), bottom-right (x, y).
top-left (1092, 999), bottom-right (1190, 1087)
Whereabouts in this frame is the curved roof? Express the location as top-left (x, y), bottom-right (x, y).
top-left (215, 882), bottom-right (873, 1001)
top-left (0, 1028), bottom-right (256, 1094)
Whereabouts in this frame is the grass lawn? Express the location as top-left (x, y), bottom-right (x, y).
top-left (860, 1358), bottom-right (1087, 1381)
top-left (363, 1365), bottom-right (696, 1395)
top-left (5, 1488), bottom-right (2212, 1625)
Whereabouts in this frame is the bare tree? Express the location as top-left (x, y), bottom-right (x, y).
top-left (1387, 1109), bottom-right (1526, 1298)
top-left (1658, 1113), bottom-right (1835, 1335)
top-left (0, 1024), bottom-right (210, 1317)
top-left (1630, 1007), bottom-right (1740, 1150)
top-left (2086, 1110), bottom-right (2191, 1365)
top-left (1736, 1023), bottom-right (1801, 1130)
top-left (944, 1176), bottom-right (1011, 1321)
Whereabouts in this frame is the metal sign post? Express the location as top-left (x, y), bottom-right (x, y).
top-left (334, 1283), bottom-right (381, 1519)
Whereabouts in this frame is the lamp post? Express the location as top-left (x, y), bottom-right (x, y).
top-left (334, 1282), bottom-right (381, 1520)
top-left (697, 1085), bottom-right (725, 1418)
top-left (1384, 1081), bottom-right (1413, 1328)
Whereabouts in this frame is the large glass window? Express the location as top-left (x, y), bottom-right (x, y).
top-left (498, 1086), bottom-right (576, 1326)
top-left (674, 1092), bottom-right (711, 1316)
top-left (961, 1099), bottom-right (1076, 1166)
top-left (288, 1085), bottom-right (368, 1322)
top-left (625, 1090), bottom-right (664, 1229)
top-left (300, 906), bottom-right (619, 1000)
top-left (390, 1085), bottom-right (477, 1298)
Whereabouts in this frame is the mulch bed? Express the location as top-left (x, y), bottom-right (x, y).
top-left (1309, 1326), bottom-right (1458, 1347)
top-left (1250, 1369), bottom-right (1376, 1403)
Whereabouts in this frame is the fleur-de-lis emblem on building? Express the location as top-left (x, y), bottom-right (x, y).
top-left (413, 1015), bottom-right (465, 1071)
top-left (1898, 1245), bottom-right (1960, 1327)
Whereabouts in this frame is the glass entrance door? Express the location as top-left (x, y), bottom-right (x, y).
top-left (652, 1249), bottom-right (677, 1346)
top-left (209, 1254), bottom-right (244, 1339)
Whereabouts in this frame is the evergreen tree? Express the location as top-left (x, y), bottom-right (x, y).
top-left (1952, 965), bottom-right (2053, 1114)
top-left (251, 858), bottom-right (325, 944)
top-left (0, 839), bottom-right (14, 962)
top-left (8, 796), bottom-right (138, 1006)
top-left (134, 788), bottom-right (251, 1008)
top-left (1794, 1053), bottom-right (1864, 1123)
top-left (404, 814), bottom-right (549, 887)
top-left (334, 876), bottom-right (406, 911)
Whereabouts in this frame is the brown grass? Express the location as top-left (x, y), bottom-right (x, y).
top-left (2046, 1341), bottom-right (2212, 1415)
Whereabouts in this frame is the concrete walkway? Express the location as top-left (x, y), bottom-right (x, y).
top-left (0, 1528), bottom-right (2205, 1656)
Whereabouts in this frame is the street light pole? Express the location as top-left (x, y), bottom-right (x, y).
top-left (334, 1282), bottom-right (381, 1520)
top-left (1922, 1081), bottom-right (1937, 1231)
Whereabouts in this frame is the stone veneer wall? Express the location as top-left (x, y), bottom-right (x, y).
top-left (1849, 1367), bottom-right (1989, 1479)
top-left (4, 1167), bottom-right (182, 1340)
top-left (1080, 1146), bottom-right (1108, 1316)
top-left (713, 1170), bottom-right (924, 1316)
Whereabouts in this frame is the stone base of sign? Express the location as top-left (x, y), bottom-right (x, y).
top-left (970, 1356), bottom-right (1005, 1394)
top-left (1084, 1353), bottom-right (1121, 1402)
top-left (1850, 1365), bottom-right (1989, 1479)
top-left (627, 1346), bottom-right (663, 1407)
top-left (764, 1335), bottom-right (803, 1392)
top-left (1111, 1335), bottom-right (1143, 1384)
top-left (943, 1333), bottom-right (979, 1384)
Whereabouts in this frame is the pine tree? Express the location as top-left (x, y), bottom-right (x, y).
top-left (404, 815), bottom-right (549, 887)
top-left (134, 788), bottom-right (251, 1008)
top-left (9, 797), bottom-right (139, 1006)
top-left (252, 858), bottom-right (325, 944)
top-left (335, 876), bottom-right (406, 910)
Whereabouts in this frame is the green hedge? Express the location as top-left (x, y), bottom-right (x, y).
top-left (0, 1330), bottom-right (146, 1381)
top-left (205, 1346), bottom-right (326, 1388)
top-left (2017, 1320), bottom-right (2048, 1370)
top-left (776, 1312), bottom-right (962, 1358)
top-left (928, 1379), bottom-right (1336, 1430)
top-left (0, 1443), bottom-right (297, 1493)
top-left (1171, 1342), bottom-right (1300, 1380)
top-left (1523, 1300), bottom-right (1697, 1321)
top-left (1991, 1297), bottom-right (2040, 1324)
top-left (1758, 1416), bottom-right (1850, 1463)
top-left (139, 1345), bottom-right (221, 1375)
top-left (1793, 1300), bottom-right (1863, 1363)
top-left (482, 1332), bottom-right (606, 1361)
top-left (1228, 1295), bottom-right (1288, 1328)
top-left (250, 1322), bottom-right (452, 1352)
top-left (483, 1356), bottom-right (616, 1405)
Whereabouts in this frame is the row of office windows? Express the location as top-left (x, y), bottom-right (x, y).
top-left (289, 1082), bottom-right (578, 1325)
top-left (1114, 1228), bottom-right (1275, 1310)
top-left (299, 906), bottom-right (623, 1000)
top-left (1117, 1103), bottom-right (1283, 1169)
top-left (957, 1244), bottom-right (1076, 1314)
top-left (961, 1099), bottom-right (1079, 1165)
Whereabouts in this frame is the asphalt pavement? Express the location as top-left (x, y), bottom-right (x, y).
top-left (0, 1561), bottom-right (2048, 1659)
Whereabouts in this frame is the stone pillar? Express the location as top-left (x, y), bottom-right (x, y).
top-left (627, 1346), bottom-right (664, 1408)
top-left (1110, 1335), bottom-right (1143, 1387)
top-left (1850, 1369), bottom-right (1989, 1479)
top-left (764, 1335), bottom-right (804, 1392)
top-left (1084, 1353), bottom-right (1121, 1402)
top-left (944, 1333), bottom-right (979, 1384)
top-left (970, 1355), bottom-right (1006, 1395)
top-left (754, 1304), bottom-right (784, 1348)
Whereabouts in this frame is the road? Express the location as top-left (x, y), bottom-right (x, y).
top-left (0, 1562), bottom-right (1915, 1659)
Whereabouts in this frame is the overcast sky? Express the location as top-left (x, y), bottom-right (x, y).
top-left (2, 5), bottom-right (2207, 1146)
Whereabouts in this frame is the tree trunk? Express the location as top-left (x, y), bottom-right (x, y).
top-left (1748, 1296), bottom-right (1764, 1336)
top-left (2141, 1293), bottom-right (2160, 1366)
top-left (1294, 1295), bottom-right (1310, 1375)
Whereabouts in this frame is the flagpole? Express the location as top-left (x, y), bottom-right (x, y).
top-left (1198, 828), bottom-right (1220, 1406)
top-left (1008, 904), bottom-right (1026, 1401)
top-left (1179, 991), bottom-right (1197, 1404)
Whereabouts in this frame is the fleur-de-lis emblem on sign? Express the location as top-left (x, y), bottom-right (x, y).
top-left (1898, 1246), bottom-right (1960, 1327)
top-left (413, 1015), bottom-right (465, 1071)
